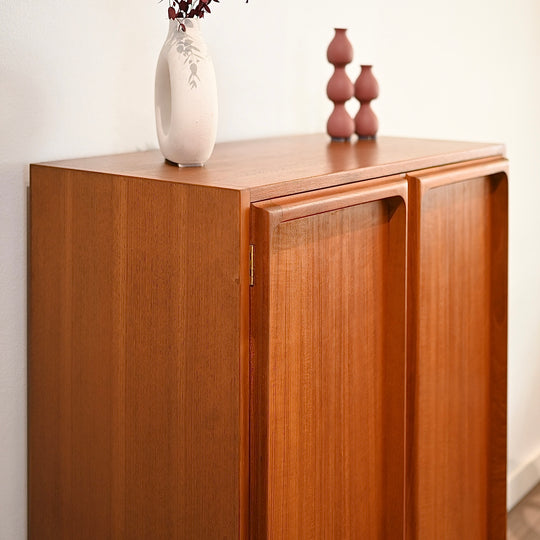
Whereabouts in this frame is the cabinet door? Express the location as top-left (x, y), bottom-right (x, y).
top-left (250, 177), bottom-right (407, 539)
top-left (406, 159), bottom-right (508, 540)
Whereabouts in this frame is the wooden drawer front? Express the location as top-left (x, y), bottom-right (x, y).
top-left (250, 177), bottom-right (407, 539)
top-left (406, 159), bottom-right (508, 540)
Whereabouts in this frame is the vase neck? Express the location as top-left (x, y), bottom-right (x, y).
top-left (168, 18), bottom-right (203, 38)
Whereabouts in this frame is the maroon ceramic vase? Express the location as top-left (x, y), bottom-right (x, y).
top-left (326, 29), bottom-right (354, 141)
top-left (354, 65), bottom-right (379, 139)
top-left (327, 28), bottom-right (353, 66)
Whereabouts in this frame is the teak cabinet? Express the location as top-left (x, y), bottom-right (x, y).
top-left (29, 135), bottom-right (508, 539)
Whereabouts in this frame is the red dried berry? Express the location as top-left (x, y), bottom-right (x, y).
top-left (164, 0), bottom-right (246, 22)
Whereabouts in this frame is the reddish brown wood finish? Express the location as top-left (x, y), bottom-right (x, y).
top-left (250, 178), bottom-right (408, 539)
top-left (37, 135), bottom-right (504, 201)
top-left (29, 136), bottom-right (508, 540)
top-left (406, 158), bottom-right (508, 540)
top-left (29, 168), bottom-right (249, 539)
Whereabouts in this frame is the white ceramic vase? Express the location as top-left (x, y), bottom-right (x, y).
top-left (155, 19), bottom-right (218, 167)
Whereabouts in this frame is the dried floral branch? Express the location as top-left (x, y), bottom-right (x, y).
top-left (166, 0), bottom-right (248, 29)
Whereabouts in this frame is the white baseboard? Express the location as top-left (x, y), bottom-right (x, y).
top-left (507, 449), bottom-right (540, 509)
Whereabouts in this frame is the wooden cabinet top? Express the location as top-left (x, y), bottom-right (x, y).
top-left (33, 134), bottom-right (505, 202)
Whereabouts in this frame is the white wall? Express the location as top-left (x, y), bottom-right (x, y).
top-left (1, 0), bottom-right (539, 536)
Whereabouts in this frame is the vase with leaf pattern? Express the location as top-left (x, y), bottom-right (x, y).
top-left (155, 19), bottom-right (218, 166)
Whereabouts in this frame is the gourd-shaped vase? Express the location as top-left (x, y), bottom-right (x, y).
top-left (326, 29), bottom-right (354, 141)
top-left (354, 65), bottom-right (379, 139)
top-left (155, 19), bottom-right (218, 167)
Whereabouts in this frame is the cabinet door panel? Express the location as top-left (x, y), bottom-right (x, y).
top-left (406, 159), bottom-right (508, 540)
top-left (250, 178), bottom-right (407, 539)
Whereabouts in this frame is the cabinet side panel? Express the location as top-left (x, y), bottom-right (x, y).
top-left (29, 168), bottom-right (243, 539)
top-left (408, 172), bottom-right (507, 540)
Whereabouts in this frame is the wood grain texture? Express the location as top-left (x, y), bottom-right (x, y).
top-left (250, 177), bottom-right (408, 539)
top-left (36, 134), bottom-right (505, 201)
top-left (29, 137), bottom-right (508, 540)
top-left (405, 159), bottom-right (508, 540)
top-left (29, 167), bottom-right (248, 539)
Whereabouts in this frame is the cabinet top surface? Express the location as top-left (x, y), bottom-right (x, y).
top-left (33, 134), bottom-right (505, 201)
